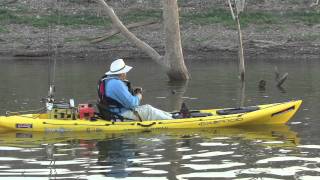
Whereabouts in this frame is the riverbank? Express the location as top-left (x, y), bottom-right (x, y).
top-left (0, 0), bottom-right (319, 60)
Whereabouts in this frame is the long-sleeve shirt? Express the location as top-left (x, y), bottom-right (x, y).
top-left (105, 77), bottom-right (140, 114)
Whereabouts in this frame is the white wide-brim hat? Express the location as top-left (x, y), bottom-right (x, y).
top-left (105, 59), bottom-right (132, 75)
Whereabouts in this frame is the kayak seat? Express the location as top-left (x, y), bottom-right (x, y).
top-left (172, 111), bottom-right (213, 119)
top-left (216, 106), bottom-right (260, 115)
top-left (190, 112), bottom-right (213, 117)
top-left (96, 103), bottom-right (124, 122)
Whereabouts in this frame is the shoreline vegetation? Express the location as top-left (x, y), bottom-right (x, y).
top-left (0, 0), bottom-right (319, 60)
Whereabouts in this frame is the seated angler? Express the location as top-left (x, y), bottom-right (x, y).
top-left (97, 59), bottom-right (173, 121)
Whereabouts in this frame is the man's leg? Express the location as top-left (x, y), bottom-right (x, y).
top-left (135, 104), bottom-right (173, 120)
top-left (121, 104), bottom-right (173, 120)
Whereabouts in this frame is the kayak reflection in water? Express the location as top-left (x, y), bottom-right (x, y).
top-left (97, 59), bottom-right (173, 121)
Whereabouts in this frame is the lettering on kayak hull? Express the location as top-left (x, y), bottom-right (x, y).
top-left (16, 123), bottom-right (33, 129)
top-left (44, 128), bottom-right (72, 132)
top-left (198, 118), bottom-right (243, 127)
top-left (86, 128), bottom-right (103, 132)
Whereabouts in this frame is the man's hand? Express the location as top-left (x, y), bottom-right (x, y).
top-left (133, 87), bottom-right (143, 94)
top-left (136, 93), bottom-right (142, 100)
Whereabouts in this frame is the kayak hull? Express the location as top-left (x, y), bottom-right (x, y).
top-left (0, 125), bottom-right (299, 148)
top-left (0, 100), bottom-right (302, 132)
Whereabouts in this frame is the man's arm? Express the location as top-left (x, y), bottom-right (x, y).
top-left (107, 80), bottom-right (141, 109)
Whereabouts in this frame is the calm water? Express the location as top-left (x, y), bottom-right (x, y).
top-left (0, 57), bottom-right (319, 179)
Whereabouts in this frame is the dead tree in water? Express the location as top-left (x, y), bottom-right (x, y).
top-left (274, 66), bottom-right (288, 87)
top-left (227, 0), bottom-right (246, 82)
top-left (227, 0), bottom-right (246, 107)
top-left (95, 0), bottom-right (190, 81)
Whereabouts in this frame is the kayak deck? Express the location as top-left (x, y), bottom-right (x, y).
top-left (0, 100), bottom-right (302, 132)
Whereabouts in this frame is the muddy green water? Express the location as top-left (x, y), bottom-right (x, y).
top-left (0, 57), bottom-right (319, 179)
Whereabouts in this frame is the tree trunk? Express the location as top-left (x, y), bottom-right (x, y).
top-left (95, 0), bottom-right (190, 81)
top-left (236, 16), bottom-right (245, 82)
top-left (239, 81), bottom-right (245, 107)
top-left (162, 0), bottom-right (190, 81)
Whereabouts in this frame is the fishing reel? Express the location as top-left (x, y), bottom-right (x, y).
top-left (45, 85), bottom-right (55, 111)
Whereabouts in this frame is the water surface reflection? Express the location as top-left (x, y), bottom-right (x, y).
top-left (0, 57), bottom-right (320, 179)
top-left (0, 125), bottom-right (307, 179)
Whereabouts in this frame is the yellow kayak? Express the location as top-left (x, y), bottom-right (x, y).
top-left (0, 100), bottom-right (302, 132)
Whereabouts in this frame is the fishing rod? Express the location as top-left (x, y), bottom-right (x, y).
top-left (46, 1), bottom-right (59, 108)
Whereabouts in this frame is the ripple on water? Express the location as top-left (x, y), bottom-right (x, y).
top-left (256, 156), bottom-right (320, 164)
top-left (86, 175), bottom-right (168, 180)
top-left (198, 142), bottom-right (229, 146)
top-left (0, 146), bottom-right (23, 151)
top-left (0, 168), bottom-right (74, 175)
top-left (127, 157), bottom-right (162, 164)
top-left (176, 170), bottom-right (239, 179)
top-left (241, 166), bottom-right (320, 176)
top-left (144, 162), bottom-right (170, 166)
top-left (262, 141), bottom-right (285, 144)
top-left (176, 147), bottom-right (192, 152)
top-left (182, 162), bottom-right (245, 170)
top-left (182, 151), bottom-right (234, 160)
top-left (299, 175), bottom-right (320, 180)
top-left (142, 170), bottom-right (168, 175)
top-left (28, 160), bottom-right (86, 166)
top-left (298, 145), bottom-right (320, 149)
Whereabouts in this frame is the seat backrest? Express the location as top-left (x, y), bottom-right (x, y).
top-left (97, 103), bottom-right (124, 121)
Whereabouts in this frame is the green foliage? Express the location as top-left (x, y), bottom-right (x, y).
top-left (1, 5), bottom-right (319, 29)
top-left (181, 8), bottom-right (319, 28)
top-left (181, 8), bottom-right (279, 28)
top-left (64, 36), bottom-right (90, 43)
top-left (285, 11), bottom-right (320, 26)
top-left (0, 26), bottom-right (9, 33)
top-left (0, 7), bottom-right (111, 28)
top-left (182, 9), bottom-right (235, 27)
top-left (122, 9), bottom-right (162, 23)
top-left (108, 36), bottom-right (125, 44)
top-left (240, 11), bottom-right (279, 26)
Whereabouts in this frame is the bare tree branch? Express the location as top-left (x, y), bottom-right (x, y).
top-left (95, 0), bottom-right (166, 68)
top-left (90, 20), bottom-right (158, 44)
top-left (235, 0), bottom-right (246, 14)
top-left (274, 66), bottom-right (288, 87)
top-left (310, 0), bottom-right (319, 7)
top-left (277, 73), bottom-right (288, 87)
top-left (227, 0), bottom-right (236, 20)
top-left (227, 0), bottom-right (245, 81)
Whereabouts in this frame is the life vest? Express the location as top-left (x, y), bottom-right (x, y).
top-left (97, 75), bottom-right (133, 110)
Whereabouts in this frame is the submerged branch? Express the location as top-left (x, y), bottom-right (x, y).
top-left (277, 73), bottom-right (288, 87)
top-left (274, 66), bottom-right (288, 87)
